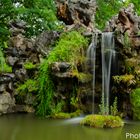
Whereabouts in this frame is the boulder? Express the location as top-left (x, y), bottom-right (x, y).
top-left (105, 4), bottom-right (140, 48)
top-left (0, 92), bottom-right (15, 114)
top-left (55, 0), bottom-right (96, 27)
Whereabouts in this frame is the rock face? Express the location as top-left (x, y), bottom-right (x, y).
top-left (105, 4), bottom-right (140, 118)
top-left (0, 20), bottom-right (62, 115)
top-left (35, 31), bottom-right (60, 56)
top-left (105, 3), bottom-right (140, 48)
top-left (55, 0), bottom-right (96, 28)
top-left (0, 92), bottom-right (15, 114)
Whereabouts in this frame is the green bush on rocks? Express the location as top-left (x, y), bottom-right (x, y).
top-left (80, 115), bottom-right (124, 128)
top-left (130, 88), bottom-right (140, 120)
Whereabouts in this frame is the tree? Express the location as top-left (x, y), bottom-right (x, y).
top-left (0, 0), bottom-right (59, 41)
top-left (95, 0), bottom-right (123, 30)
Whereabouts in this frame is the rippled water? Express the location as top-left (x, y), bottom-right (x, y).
top-left (0, 114), bottom-right (140, 140)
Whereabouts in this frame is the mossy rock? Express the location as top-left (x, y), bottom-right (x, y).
top-left (72, 71), bottom-right (92, 83)
top-left (51, 110), bottom-right (82, 119)
top-left (113, 74), bottom-right (136, 86)
top-left (80, 115), bottom-right (124, 128)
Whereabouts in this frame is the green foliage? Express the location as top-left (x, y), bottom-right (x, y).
top-left (51, 101), bottom-right (65, 115)
top-left (111, 97), bottom-right (118, 116)
top-left (124, 32), bottom-right (131, 47)
top-left (130, 88), bottom-right (140, 120)
top-left (95, 0), bottom-right (123, 30)
top-left (16, 79), bottom-right (38, 95)
top-left (0, 0), bottom-right (60, 38)
top-left (0, 48), bottom-right (12, 73)
top-left (124, 0), bottom-right (140, 15)
top-left (113, 74), bottom-right (136, 85)
top-left (72, 71), bottom-right (92, 83)
top-left (99, 94), bottom-right (109, 115)
top-left (36, 31), bottom-right (88, 116)
top-left (80, 115), bottom-right (124, 128)
top-left (24, 61), bottom-right (36, 70)
top-left (52, 110), bottom-right (82, 119)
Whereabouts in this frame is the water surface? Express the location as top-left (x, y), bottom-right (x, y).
top-left (0, 114), bottom-right (139, 140)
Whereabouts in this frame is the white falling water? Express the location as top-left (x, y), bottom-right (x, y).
top-left (87, 34), bottom-right (98, 114)
top-left (101, 32), bottom-right (115, 115)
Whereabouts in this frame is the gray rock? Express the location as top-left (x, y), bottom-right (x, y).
top-left (15, 69), bottom-right (27, 81)
top-left (51, 62), bottom-right (71, 72)
top-left (6, 56), bottom-right (18, 66)
top-left (35, 31), bottom-right (59, 56)
top-left (0, 84), bottom-right (6, 93)
top-left (0, 92), bottom-right (15, 114)
top-left (0, 73), bottom-right (15, 83)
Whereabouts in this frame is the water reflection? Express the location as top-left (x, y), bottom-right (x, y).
top-left (0, 114), bottom-right (139, 140)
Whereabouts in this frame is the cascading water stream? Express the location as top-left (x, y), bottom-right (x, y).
top-left (101, 32), bottom-right (115, 115)
top-left (87, 34), bottom-right (98, 114)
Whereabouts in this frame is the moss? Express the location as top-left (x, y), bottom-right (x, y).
top-left (52, 112), bottom-right (71, 119)
top-left (37, 31), bottom-right (88, 116)
top-left (124, 32), bottom-right (131, 48)
top-left (80, 115), bottom-right (124, 128)
top-left (113, 74), bottom-right (136, 86)
top-left (51, 110), bottom-right (82, 119)
top-left (16, 79), bottom-right (38, 95)
top-left (72, 71), bottom-right (92, 83)
top-left (130, 88), bottom-right (140, 120)
top-left (24, 61), bottom-right (37, 70)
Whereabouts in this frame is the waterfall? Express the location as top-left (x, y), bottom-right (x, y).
top-left (87, 34), bottom-right (98, 114)
top-left (101, 32), bottom-right (115, 115)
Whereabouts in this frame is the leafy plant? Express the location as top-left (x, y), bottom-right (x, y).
top-left (36, 31), bottom-right (88, 116)
top-left (0, 47), bottom-right (12, 73)
top-left (110, 97), bottom-right (118, 116)
top-left (113, 74), bottom-right (136, 86)
top-left (16, 79), bottom-right (38, 95)
top-left (130, 88), bottom-right (140, 120)
top-left (99, 94), bottom-right (109, 115)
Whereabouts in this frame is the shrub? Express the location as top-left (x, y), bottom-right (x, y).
top-left (36, 31), bottom-right (88, 116)
top-left (80, 115), bottom-right (124, 128)
top-left (16, 79), bottom-right (38, 95)
top-left (130, 88), bottom-right (140, 120)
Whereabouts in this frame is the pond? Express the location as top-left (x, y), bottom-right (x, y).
top-left (0, 114), bottom-right (139, 140)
